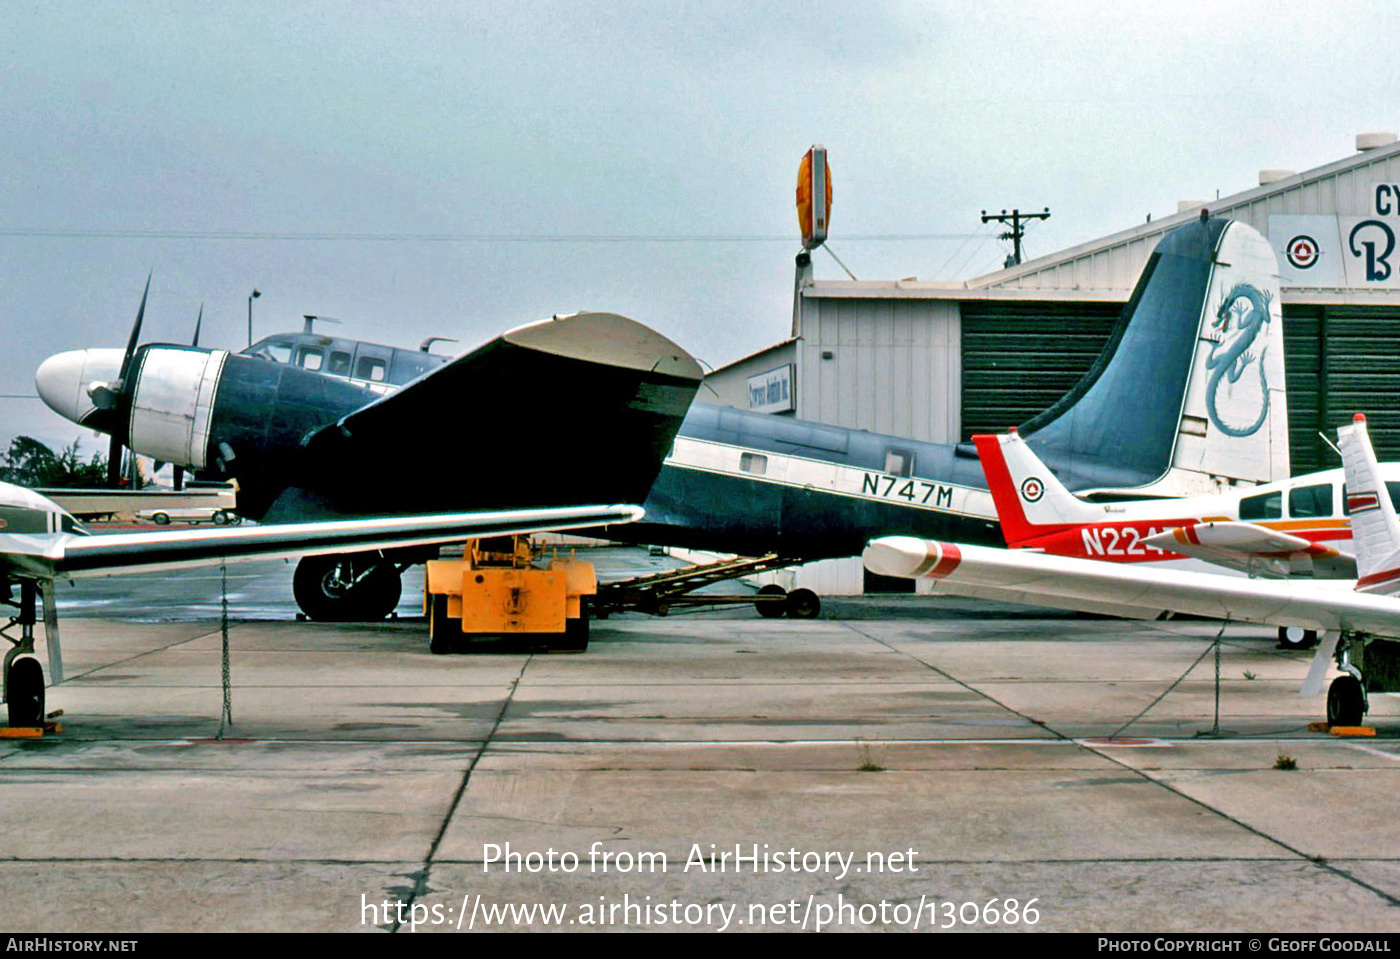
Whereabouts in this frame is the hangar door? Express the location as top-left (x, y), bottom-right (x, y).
top-left (961, 300), bottom-right (1400, 476)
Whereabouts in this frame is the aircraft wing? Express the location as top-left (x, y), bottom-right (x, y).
top-left (1144, 522), bottom-right (1357, 579)
top-left (276, 312), bottom-right (703, 521)
top-left (2, 504), bottom-right (642, 580)
top-left (863, 536), bottom-right (1400, 639)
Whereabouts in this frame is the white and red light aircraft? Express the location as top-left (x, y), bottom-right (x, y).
top-left (972, 429), bottom-right (1400, 648)
top-left (864, 415), bottom-right (1400, 728)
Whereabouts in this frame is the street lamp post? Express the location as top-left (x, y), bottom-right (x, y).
top-left (247, 289), bottom-right (261, 348)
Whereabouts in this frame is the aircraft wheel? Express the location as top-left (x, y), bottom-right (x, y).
top-left (1327, 675), bottom-right (1366, 727)
top-left (1277, 626), bottom-right (1318, 650)
top-left (212, 511), bottom-right (229, 526)
top-left (755, 584), bottom-right (787, 618)
top-left (785, 588), bottom-right (821, 619)
top-left (152, 512), bottom-right (170, 525)
top-left (554, 598), bottom-right (591, 653)
top-left (294, 555), bottom-right (403, 621)
top-left (6, 657), bottom-right (44, 728)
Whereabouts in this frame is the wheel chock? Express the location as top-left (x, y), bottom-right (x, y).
top-left (0, 720), bottom-right (62, 739)
top-left (1328, 725), bottom-right (1376, 737)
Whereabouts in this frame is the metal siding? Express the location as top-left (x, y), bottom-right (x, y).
top-left (960, 300), bottom-right (1123, 439)
top-left (795, 294), bottom-right (960, 445)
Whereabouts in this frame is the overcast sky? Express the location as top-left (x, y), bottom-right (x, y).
top-left (3, 0), bottom-right (1396, 454)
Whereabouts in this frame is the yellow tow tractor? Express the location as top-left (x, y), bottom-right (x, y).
top-left (424, 535), bottom-right (595, 653)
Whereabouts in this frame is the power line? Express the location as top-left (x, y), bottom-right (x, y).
top-left (0, 228), bottom-right (981, 243)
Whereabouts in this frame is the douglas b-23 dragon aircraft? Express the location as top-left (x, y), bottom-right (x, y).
top-left (36, 213), bottom-right (1289, 624)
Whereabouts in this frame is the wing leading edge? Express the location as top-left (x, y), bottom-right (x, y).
top-left (14, 504), bottom-right (642, 579)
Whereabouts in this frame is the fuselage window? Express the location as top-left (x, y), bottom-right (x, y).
top-left (328, 351), bottom-right (352, 375)
top-left (296, 347), bottom-right (324, 371)
top-left (1239, 490), bottom-right (1282, 521)
top-left (1342, 481), bottom-right (1400, 514)
top-left (1288, 484), bottom-right (1334, 519)
top-left (740, 452), bottom-right (768, 475)
top-left (885, 447), bottom-right (915, 477)
top-left (356, 357), bottom-right (387, 382)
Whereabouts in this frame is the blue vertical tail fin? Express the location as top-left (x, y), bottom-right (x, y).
top-left (1024, 216), bottom-right (1288, 496)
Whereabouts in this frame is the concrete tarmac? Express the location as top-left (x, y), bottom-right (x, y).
top-left (4, 570), bottom-right (1400, 932)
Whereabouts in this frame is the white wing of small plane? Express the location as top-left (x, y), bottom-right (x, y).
top-left (1142, 522), bottom-right (1356, 579)
top-left (862, 536), bottom-right (1399, 637)
top-left (864, 415), bottom-right (1400, 723)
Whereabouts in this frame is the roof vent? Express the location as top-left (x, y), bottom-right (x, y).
top-left (1177, 199), bottom-right (1207, 214)
top-left (1357, 132), bottom-right (1398, 151)
top-left (1259, 169), bottom-right (1295, 186)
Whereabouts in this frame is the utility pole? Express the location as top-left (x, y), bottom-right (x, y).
top-left (980, 207), bottom-right (1051, 267)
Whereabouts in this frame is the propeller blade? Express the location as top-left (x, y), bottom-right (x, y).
top-left (173, 465), bottom-right (185, 492)
top-left (107, 272), bottom-right (151, 488)
top-left (191, 303), bottom-right (203, 348)
top-left (106, 433), bottom-right (123, 487)
top-left (117, 271), bottom-right (152, 386)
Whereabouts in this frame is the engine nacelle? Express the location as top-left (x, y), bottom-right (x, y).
top-left (126, 347), bottom-right (228, 470)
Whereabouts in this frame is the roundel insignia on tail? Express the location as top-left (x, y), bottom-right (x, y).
top-left (1020, 477), bottom-right (1045, 503)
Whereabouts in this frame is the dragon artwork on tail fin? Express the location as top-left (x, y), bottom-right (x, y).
top-left (1205, 282), bottom-right (1272, 438)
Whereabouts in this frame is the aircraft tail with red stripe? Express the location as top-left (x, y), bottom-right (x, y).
top-left (1340, 414), bottom-right (1400, 595)
top-left (973, 431), bottom-right (1103, 547)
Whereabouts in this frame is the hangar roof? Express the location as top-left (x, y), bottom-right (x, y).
top-left (805, 135), bottom-right (1400, 304)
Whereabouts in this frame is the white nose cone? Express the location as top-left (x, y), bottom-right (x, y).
top-left (35, 348), bottom-right (125, 427)
top-left (862, 536), bottom-right (932, 579)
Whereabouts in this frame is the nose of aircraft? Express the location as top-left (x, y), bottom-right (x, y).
top-left (35, 348), bottom-right (126, 428)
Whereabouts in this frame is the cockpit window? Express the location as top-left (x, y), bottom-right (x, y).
top-left (258, 341), bottom-right (293, 364)
top-left (1239, 491), bottom-right (1282, 520)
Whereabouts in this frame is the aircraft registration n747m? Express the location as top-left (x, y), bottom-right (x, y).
top-left (863, 415), bottom-right (1400, 729)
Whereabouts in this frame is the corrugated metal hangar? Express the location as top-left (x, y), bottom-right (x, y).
top-left (708, 133), bottom-right (1400, 477)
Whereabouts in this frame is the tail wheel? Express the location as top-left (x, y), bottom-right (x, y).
top-left (293, 555), bottom-right (402, 621)
top-left (755, 584), bottom-right (787, 618)
top-left (6, 657), bottom-right (45, 728)
top-left (785, 588), bottom-right (820, 619)
top-left (1327, 675), bottom-right (1366, 727)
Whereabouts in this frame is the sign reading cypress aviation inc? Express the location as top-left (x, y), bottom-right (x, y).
top-left (748, 364), bottom-right (795, 414)
top-left (1270, 186), bottom-right (1400, 287)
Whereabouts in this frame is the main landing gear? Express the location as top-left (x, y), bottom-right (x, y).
top-left (1324, 632), bottom-right (1375, 728)
top-left (2, 579), bottom-right (61, 729)
top-left (293, 553), bottom-right (404, 622)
